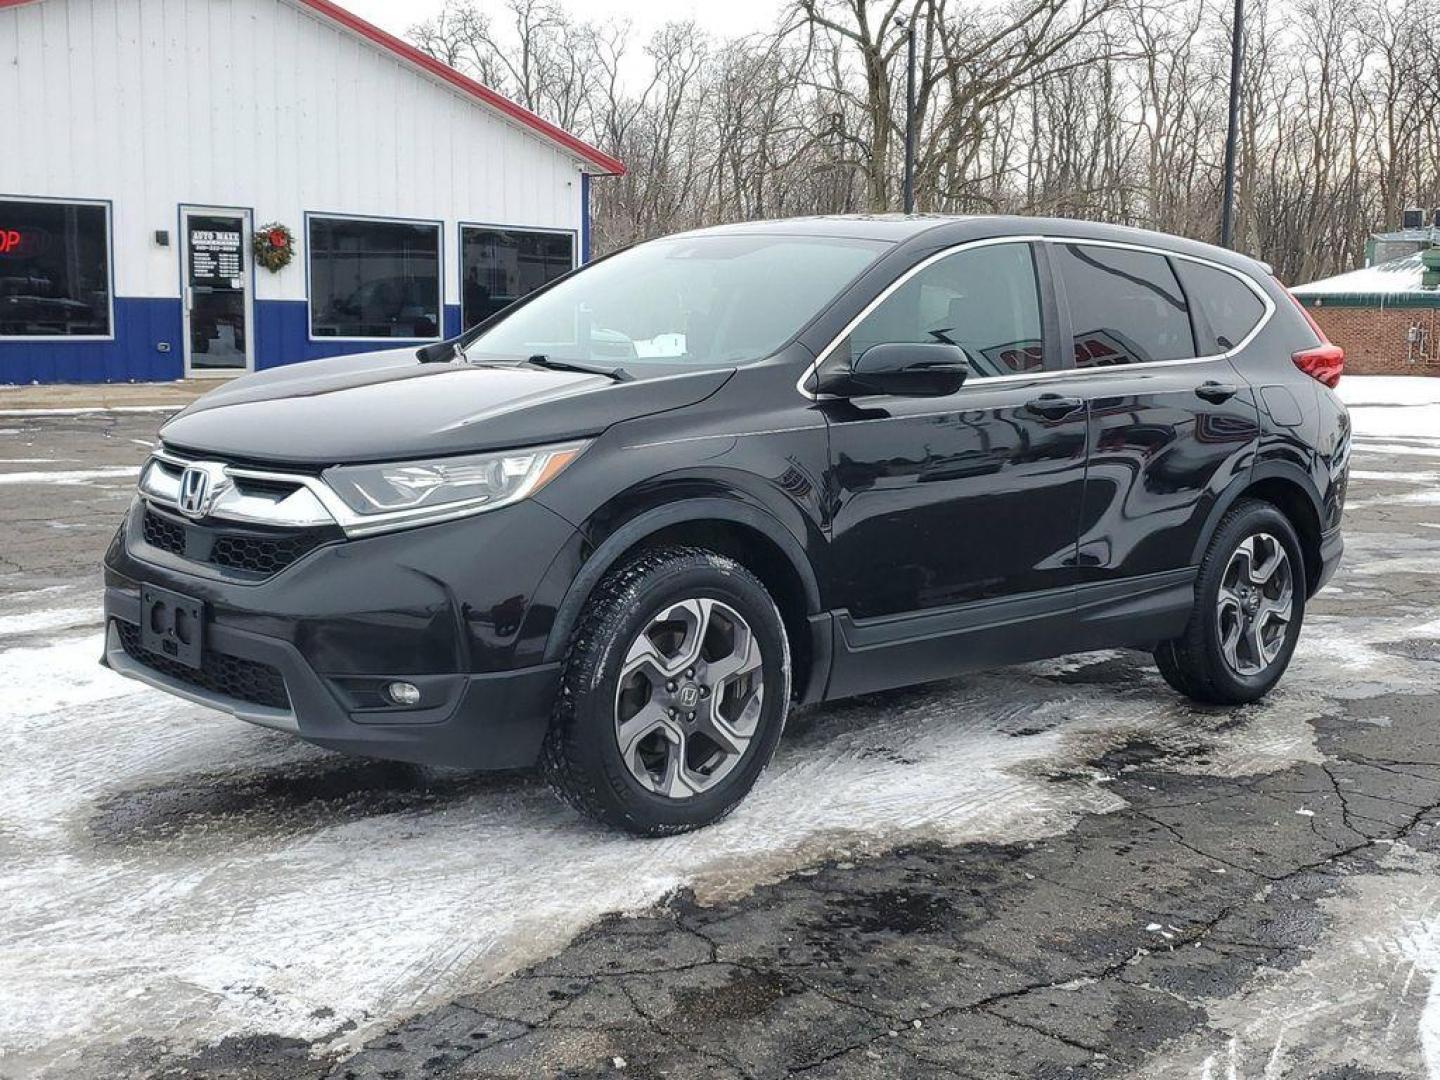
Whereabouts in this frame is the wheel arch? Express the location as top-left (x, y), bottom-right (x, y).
top-left (1196, 463), bottom-right (1326, 596)
top-left (543, 497), bottom-right (829, 703)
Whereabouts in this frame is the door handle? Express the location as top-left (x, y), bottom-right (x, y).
top-left (1195, 381), bottom-right (1239, 403)
top-left (1025, 393), bottom-right (1083, 420)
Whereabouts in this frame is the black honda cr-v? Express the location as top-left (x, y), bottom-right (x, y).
top-left (104, 215), bottom-right (1348, 834)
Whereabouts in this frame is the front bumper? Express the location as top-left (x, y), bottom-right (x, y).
top-left (1314, 524), bottom-right (1344, 595)
top-left (102, 497), bottom-right (580, 769)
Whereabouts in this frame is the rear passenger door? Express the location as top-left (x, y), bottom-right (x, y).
top-left (1049, 241), bottom-right (1263, 646)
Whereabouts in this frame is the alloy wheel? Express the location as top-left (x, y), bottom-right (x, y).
top-left (614, 598), bottom-right (765, 799)
top-left (1215, 532), bottom-right (1294, 676)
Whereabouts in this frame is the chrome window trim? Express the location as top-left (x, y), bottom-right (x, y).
top-left (795, 234), bottom-right (1276, 400)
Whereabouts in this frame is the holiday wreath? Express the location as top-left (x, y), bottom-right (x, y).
top-left (252, 223), bottom-right (295, 272)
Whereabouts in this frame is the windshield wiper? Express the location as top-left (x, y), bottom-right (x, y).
top-left (519, 354), bottom-right (632, 382)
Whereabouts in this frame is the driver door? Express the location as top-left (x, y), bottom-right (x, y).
top-left (820, 240), bottom-right (1093, 697)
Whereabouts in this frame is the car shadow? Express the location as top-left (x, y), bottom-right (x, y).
top-left (87, 754), bottom-right (536, 847)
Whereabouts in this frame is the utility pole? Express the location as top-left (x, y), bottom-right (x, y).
top-left (897, 14), bottom-right (916, 214)
top-left (1220, 0), bottom-right (1244, 248)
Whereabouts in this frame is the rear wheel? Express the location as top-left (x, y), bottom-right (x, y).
top-left (542, 546), bottom-right (791, 835)
top-left (1154, 499), bottom-right (1305, 705)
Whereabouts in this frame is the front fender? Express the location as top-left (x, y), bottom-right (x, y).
top-left (535, 488), bottom-right (823, 665)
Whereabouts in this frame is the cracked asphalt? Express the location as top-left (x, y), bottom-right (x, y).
top-left (3, 378), bottom-right (1440, 1079)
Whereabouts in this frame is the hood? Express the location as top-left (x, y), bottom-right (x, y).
top-left (160, 349), bottom-right (734, 466)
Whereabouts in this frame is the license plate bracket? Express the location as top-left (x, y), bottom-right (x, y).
top-left (140, 585), bottom-right (205, 670)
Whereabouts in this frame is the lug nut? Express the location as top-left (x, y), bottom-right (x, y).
top-left (686, 711), bottom-right (696, 721)
top-left (668, 707), bottom-right (677, 718)
top-left (685, 668), bottom-right (694, 678)
top-left (666, 680), bottom-right (676, 692)
top-left (700, 686), bottom-right (710, 698)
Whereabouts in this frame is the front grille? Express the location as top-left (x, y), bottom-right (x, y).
top-left (142, 508), bottom-right (186, 556)
top-left (209, 531), bottom-right (326, 575)
top-left (141, 506), bottom-right (339, 578)
top-left (116, 620), bottom-right (290, 711)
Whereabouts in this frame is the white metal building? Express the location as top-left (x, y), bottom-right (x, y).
top-left (0, 0), bottom-right (624, 384)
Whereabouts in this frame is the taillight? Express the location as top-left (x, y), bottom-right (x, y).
top-left (1291, 343), bottom-right (1345, 388)
top-left (1275, 276), bottom-right (1345, 388)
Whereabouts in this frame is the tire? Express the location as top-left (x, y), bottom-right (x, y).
top-left (541, 545), bottom-right (791, 835)
top-left (1154, 498), bottom-right (1306, 705)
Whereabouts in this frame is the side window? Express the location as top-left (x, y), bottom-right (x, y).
top-left (1173, 260), bottom-right (1266, 352)
top-left (844, 242), bottom-right (1045, 378)
top-left (1055, 244), bottom-right (1195, 367)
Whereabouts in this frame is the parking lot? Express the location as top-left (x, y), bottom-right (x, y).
top-left (3, 378), bottom-right (1440, 1079)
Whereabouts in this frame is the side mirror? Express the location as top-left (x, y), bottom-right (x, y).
top-left (815, 342), bottom-right (969, 398)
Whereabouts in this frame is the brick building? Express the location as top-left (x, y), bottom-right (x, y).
top-left (1292, 247), bottom-right (1440, 377)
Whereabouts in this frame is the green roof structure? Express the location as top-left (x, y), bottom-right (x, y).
top-left (1293, 249), bottom-right (1440, 308)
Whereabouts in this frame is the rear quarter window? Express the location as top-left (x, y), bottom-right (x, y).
top-left (1173, 260), bottom-right (1266, 353)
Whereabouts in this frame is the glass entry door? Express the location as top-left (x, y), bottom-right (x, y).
top-left (182, 209), bottom-right (252, 376)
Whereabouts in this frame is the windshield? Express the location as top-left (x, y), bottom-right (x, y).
top-left (464, 233), bottom-right (889, 370)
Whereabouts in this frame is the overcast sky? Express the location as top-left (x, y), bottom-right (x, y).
top-left (345, 0), bottom-right (785, 42)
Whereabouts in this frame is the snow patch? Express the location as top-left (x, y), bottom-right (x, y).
top-left (1337, 377), bottom-right (1440, 441)
top-left (0, 605), bottom-right (102, 638)
top-left (1139, 848), bottom-right (1440, 1079)
top-left (0, 465), bottom-right (140, 486)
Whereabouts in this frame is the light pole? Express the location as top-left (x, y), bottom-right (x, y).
top-left (896, 14), bottom-right (916, 214)
top-left (1220, 0), bottom-right (1243, 248)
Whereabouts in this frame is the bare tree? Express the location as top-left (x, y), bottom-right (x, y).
top-left (409, 0), bottom-right (1440, 280)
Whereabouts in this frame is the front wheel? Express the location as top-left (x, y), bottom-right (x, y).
top-left (1154, 499), bottom-right (1305, 705)
top-left (541, 546), bottom-right (791, 835)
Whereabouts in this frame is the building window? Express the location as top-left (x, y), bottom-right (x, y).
top-left (0, 198), bottom-right (111, 337)
top-left (308, 216), bottom-right (441, 340)
top-left (461, 227), bottom-right (575, 330)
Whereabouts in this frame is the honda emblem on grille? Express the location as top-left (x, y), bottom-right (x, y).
top-left (177, 463), bottom-right (228, 519)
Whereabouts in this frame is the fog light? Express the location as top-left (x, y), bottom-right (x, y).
top-left (385, 681), bottom-right (421, 706)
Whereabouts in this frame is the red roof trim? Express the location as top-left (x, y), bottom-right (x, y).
top-left (0, 0), bottom-right (625, 176)
top-left (297, 0), bottom-right (624, 176)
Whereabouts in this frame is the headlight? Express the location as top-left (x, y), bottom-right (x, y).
top-left (323, 442), bottom-right (587, 528)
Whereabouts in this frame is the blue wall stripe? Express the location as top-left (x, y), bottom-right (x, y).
top-left (580, 173), bottom-right (592, 264)
top-left (0, 299), bottom-right (465, 383)
top-left (0, 298), bottom-right (183, 384)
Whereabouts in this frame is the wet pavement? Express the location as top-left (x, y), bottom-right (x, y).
top-left (2, 379), bottom-right (1439, 1078)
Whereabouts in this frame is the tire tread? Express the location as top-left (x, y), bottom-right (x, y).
top-left (541, 545), bottom-right (783, 835)
top-left (1153, 497), bottom-right (1303, 705)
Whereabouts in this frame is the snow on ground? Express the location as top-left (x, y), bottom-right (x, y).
top-left (1138, 847), bottom-right (1440, 1079)
top-left (1338, 375), bottom-right (1440, 440)
top-left (9, 607), bottom-right (1439, 1074)
top-left (1, 376), bottom-right (1438, 1075)
top-left (0, 465), bottom-right (139, 487)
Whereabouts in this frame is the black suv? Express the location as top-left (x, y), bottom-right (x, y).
top-left (104, 216), bottom-right (1349, 834)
